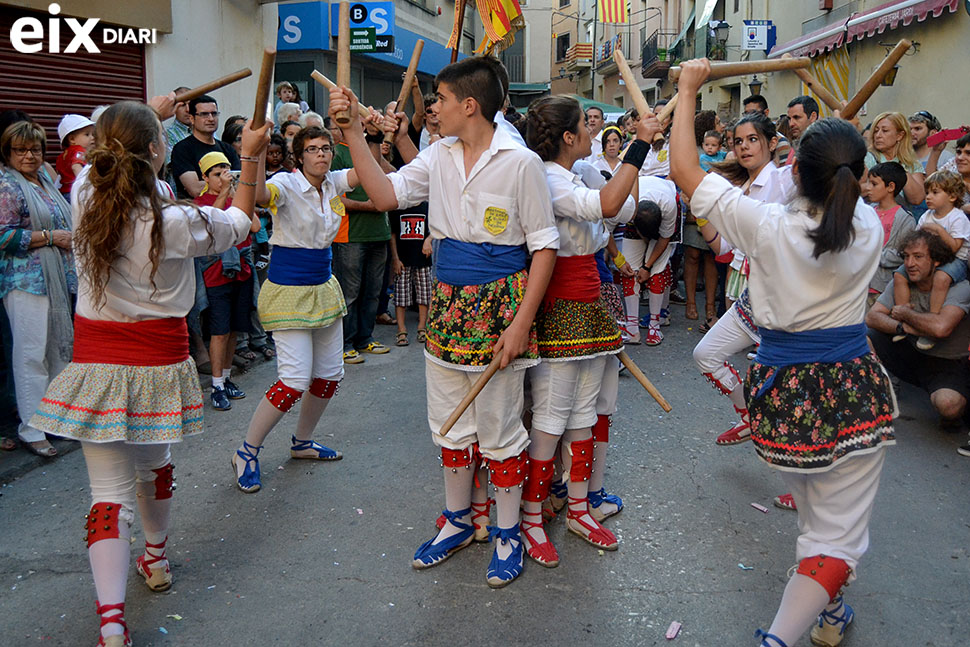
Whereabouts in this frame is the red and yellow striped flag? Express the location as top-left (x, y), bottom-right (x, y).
top-left (598, 0), bottom-right (628, 24)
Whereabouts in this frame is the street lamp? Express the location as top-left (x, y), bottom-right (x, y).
top-left (748, 75), bottom-right (763, 95)
top-left (711, 20), bottom-right (730, 45)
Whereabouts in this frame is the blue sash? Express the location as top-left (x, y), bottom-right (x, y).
top-left (267, 246), bottom-right (332, 286)
top-left (435, 238), bottom-right (527, 286)
top-left (753, 323), bottom-right (869, 398)
top-left (594, 249), bottom-right (613, 284)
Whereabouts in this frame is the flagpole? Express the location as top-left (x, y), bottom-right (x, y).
top-left (591, 0), bottom-right (597, 100)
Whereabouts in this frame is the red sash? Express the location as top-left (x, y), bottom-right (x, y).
top-left (73, 316), bottom-right (190, 366)
top-left (544, 254), bottom-right (601, 303)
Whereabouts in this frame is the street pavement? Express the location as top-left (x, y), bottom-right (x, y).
top-left (1, 305), bottom-right (968, 646)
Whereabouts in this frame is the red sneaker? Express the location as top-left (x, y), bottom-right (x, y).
top-left (715, 407), bottom-right (751, 445)
top-left (773, 493), bottom-right (797, 511)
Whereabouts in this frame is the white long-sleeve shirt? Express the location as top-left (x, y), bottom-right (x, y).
top-left (387, 125), bottom-right (559, 253)
top-left (545, 161), bottom-right (634, 257)
top-left (72, 166), bottom-right (251, 322)
top-left (691, 172), bottom-right (881, 332)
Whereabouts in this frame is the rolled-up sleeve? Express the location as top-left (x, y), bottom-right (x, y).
top-left (518, 157), bottom-right (559, 252)
top-left (163, 204), bottom-right (252, 259)
top-left (388, 151), bottom-right (430, 210)
top-left (547, 172), bottom-right (604, 223)
top-left (691, 173), bottom-right (770, 258)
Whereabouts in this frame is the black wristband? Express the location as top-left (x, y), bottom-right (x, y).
top-left (896, 322), bottom-right (905, 336)
top-left (365, 132), bottom-right (384, 144)
top-left (621, 139), bottom-right (649, 170)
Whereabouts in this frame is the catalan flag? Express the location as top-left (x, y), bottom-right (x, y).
top-left (448, 0), bottom-right (525, 54)
top-left (598, 0), bottom-right (628, 24)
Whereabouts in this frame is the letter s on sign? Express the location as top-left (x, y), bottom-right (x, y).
top-left (371, 8), bottom-right (389, 34)
top-left (282, 15), bottom-right (302, 44)
top-left (11, 17), bottom-right (44, 53)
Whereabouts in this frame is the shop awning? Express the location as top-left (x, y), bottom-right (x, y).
top-left (769, 0), bottom-right (959, 58)
top-left (668, 6), bottom-right (696, 51)
top-left (845, 0), bottom-right (959, 44)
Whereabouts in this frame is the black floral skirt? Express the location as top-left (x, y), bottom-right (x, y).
top-left (746, 353), bottom-right (896, 473)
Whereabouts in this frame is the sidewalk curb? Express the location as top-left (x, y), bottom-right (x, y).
top-left (0, 437), bottom-right (81, 488)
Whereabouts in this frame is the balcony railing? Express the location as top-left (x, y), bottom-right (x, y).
top-left (640, 29), bottom-right (680, 79)
top-left (564, 42), bottom-right (593, 70)
top-left (594, 33), bottom-right (628, 73)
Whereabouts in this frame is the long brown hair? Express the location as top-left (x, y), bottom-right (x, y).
top-left (73, 101), bottom-right (171, 308)
top-left (711, 112), bottom-right (777, 186)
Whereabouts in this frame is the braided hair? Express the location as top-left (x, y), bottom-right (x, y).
top-left (525, 95), bottom-right (583, 162)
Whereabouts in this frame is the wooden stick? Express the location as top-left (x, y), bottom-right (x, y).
top-left (841, 39), bottom-right (911, 121)
top-left (335, 0), bottom-right (352, 127)
top-left (668, 57), bottom-right (810, 83)
top-left (451, 0), bottom-right (466, 64)
top-left (618, 351), bottom-right (672, 412)
top-left (782, 53), bottom-right (842, 113)
top-left (173, 69), bottom-right (252, 104)
top-left (310, 70), bottom-right (372, 117)
top-left (437, 356), bottom-right (503, 437)
top-left (251, 49), bottom-right (276, 129)
top-left (613, 49), bottom-right (652, 120)
top-left (655, 93), bottom-right (678, 125)
top-left (385, 40), bottom-right (425, 144)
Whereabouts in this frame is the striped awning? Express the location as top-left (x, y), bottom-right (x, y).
top-left (769, 0), bottom-right (959, 58)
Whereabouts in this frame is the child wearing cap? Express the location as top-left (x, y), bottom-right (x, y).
top-left (55, 114), bottom-right (95, 197)
top-left (194, 152), bottom-right (261, 411)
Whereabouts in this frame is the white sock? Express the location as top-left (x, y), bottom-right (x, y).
top-left (212, 375), bottom-right (226, 389)
top-left (222, 368), bottom-right (231, 379)
top-left (89, 538), bottom-right (130, 638)
top-left (766, 573), bottom-right (831, 645)
top-left (727, 384), bottom-right (747, 411)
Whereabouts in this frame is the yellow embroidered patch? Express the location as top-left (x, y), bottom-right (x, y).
top-left (658, 150), bottom-right (668, 163)
top-left (329, 195), bottom-right (346, 217)
top-left (483, 206), bottom-right (509, 235)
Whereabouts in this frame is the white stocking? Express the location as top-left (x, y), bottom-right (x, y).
top-left (294, 393), bottom-right (331, 441)
top-left (89, 539), bottom-right (131, 638)
top-left (765, 573), bottom-right (831, 645)
top-left (429, 460), bottom-right (475, 545)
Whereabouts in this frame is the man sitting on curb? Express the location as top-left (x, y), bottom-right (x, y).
top-left (867, 229), bottom-right (970, 456)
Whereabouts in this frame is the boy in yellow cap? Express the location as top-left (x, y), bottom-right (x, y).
top-left (195, 152), bottom-right (261, 410)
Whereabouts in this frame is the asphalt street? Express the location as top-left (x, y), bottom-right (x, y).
top-left (1, 305), bottom-right (968, 646)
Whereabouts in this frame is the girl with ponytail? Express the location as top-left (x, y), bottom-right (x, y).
top-left (670, 59), bottom-right (895, 647)
top-left (518, 95), bottom-right (657, 567)
top-left (29, 100), bottom-right (269, 647)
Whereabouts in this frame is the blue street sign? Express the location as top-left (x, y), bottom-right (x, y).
top-left (330, 2), bottom-right (394, 36)
top-left (277, 1), bottom-right (329, 51)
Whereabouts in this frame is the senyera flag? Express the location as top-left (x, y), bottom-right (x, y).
top-left (448, 0), bottom-right (525, 54)
top-left (598, 0), bottom-right (628, 24)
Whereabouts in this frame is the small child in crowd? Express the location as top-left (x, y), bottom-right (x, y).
top-left (194, 152), bottom-right (260, 410)
top-left (55, 114), bottom-right (95, 196)
top-left (389, 202), bottom-right (432, 346)
top-left (893, 170), bottom-right (970, 348)
top-left (699, 130), bottom-right (726, 171)
top-left (866, 162), bottom-right (915, 304)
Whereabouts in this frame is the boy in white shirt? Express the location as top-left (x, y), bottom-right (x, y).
top-left (893, 170), bottom-right (970, 349)
top-left (329, 57), bottom-right (559, 588)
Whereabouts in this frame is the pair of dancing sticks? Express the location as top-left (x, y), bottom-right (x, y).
top-left (170, 49), bottom-right (276, 127)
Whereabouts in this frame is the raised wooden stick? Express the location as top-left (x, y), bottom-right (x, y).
top-left (174, 69), bottom-right (252, 104)
top-left (618, 351), bottom-right (672, 412)
top-left (385, 40), bottom-right (425, 143)
top-left (668, 57), bottom-right (810, 84)
top-left (840, 39), bottom-right (911, 121)
top-left (437, 356), bottom-right (502, 437)
top-left (310, 70), bottom-right (372, 117)
top-left (655, 93), bottom-right (678, 125)
top-left (335, 0), bottom-right (352, 127)
top-left (251, 49), bottom-right (276, 129)
top-left (782, 53), bottom-right (841, 112)
top-left (613, 49), bottom-right (667, 142)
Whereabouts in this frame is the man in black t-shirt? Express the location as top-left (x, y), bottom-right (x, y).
top-left (170, 94), bottom-right (240, 198)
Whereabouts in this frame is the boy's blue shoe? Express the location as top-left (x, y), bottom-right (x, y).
top-left (211, 386), bottom-right (231, 411)
top-left (224, 379), bottom-right (246, 400)
top-left (413, 507), bottom-right (474, 569)
top-left (486, 525), bottom-right (524, 588)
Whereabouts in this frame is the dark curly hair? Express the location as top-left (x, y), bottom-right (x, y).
top-left (525, 95), bottom-right (583, 162)
top-left (898, 229), bottom-right (955, 266)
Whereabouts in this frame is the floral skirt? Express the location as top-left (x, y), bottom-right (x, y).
top-left (600, 282), bottom-right (624, 322)
top-left (258, 275), bottom-right (346, 331)
top-left (746, 354), bottom-right (896, 473)
top-left (30, 358), bottom-right (204, 444)
top-left (536, 297), bottom-right (623, 361)
top-left (425, 271), bottom-right (537, 369)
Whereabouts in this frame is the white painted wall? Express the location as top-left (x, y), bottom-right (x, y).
top-left (144, 0), bottom-right (278, 119)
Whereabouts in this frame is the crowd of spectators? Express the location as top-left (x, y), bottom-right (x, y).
top-left (2, 72), bottom-right (969, 458)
